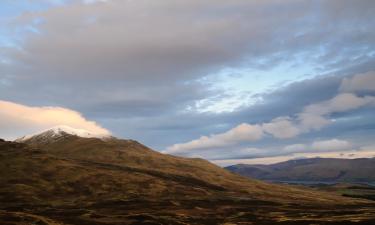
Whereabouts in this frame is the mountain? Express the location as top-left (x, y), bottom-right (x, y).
top-left (1, 128), bottom-right (375, 224)
top-left (15, 125), bottom-right (111, 143)
top-left (226, 157), bottom-right (375, 182)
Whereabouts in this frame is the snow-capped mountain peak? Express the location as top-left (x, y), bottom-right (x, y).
top-left (15, 125), bottom-right (111, 142)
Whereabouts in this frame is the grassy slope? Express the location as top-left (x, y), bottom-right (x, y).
top-left (1, 138), bottom-right (375, 224)
top-left (312, 183), bottom-right (375, 201)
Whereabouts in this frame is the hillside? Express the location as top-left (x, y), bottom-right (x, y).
top-left (1, 131), bottom-right (375, 224)
top-left (226, 158), bottom-right (375, 183)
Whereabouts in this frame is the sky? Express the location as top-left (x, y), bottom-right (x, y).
top-left (1, 0), bottom-right (375, 166)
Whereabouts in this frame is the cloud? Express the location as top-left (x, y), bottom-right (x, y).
top-left (262, 117), bottom-right (300, 139)
top-left (340, 71), bottom-right (375, 93)
top-left (165, 76), bottom-right (375, 154)
top-left (82, 0), bottom-right (108, 4)
top-left (360, 144), bottom-right (375, 151)
top-left (3, 0), bottom-right (375, 117)
top-left (283, 144), bottom-right (307, 153)
top-left (0, 100), bottom-right (110, 140)
top-left (298, 93), bottom-right (375, 132)
top-left (175, 137), bottom-right (356, 161)
top-left (212, 149), bottom-right (375, 166)
top-left (297, 113), bottom-right (330, 131)
top-left (1, 0), bottom-right (375, 159)
top-left (234, 139), bottom-right (354, 160)
top-left (311, 139), bottom-right (353, 152)
top-left (302, 93), bottom-right (375, 116)
top-left (164, 123), bottom-right (263, 154)
top-left (198, 138), bottom-right (355, 161)
top-left (283, 139), bottom-right (353, 154)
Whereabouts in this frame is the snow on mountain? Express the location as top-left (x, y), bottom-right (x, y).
top-left (15, 125), bottom-right (111, 142)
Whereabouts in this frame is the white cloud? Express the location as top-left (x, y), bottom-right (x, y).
top-left (166, 91), bottom-right (375, 154)
top-left (297, 93), bottom-right (375, 132)
top-left (165, 132), bottom-right (366, 164)
top-left (211, 139), bottom-right (361, 166)
top-left (0, 100), bottom-right (110, 140)
top-left (311, 139), bottom-right (352, 152)
top-left (360, 144), bottom-right (375, 151)
top-left (262, 117), bottom-right (300, 139)
top-left (283, 139), bottom-right (353, 154)
top-left (283, 144), bottom-right (307, 153)
top-left (303, 93), bottom-right (375, 116)
top-left (165, 118), bottom-right (303, 154)
top-left (254, 92), bottom-right (375, 139)
top-left (82, 0), bottom-right (108, 5)
top-left (297, 113), bottom-right (330, 131)
top-left (213, 149), bottom-right (375, 167)
top-left (340, 71), bottom-right (375, 93)
top-left (164, 123), bottom-right (263, 154)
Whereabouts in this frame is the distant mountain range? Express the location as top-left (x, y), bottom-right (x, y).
top-left (1, 126), bottom-right (374, 224)
top-left (226, 157), bottom-right (375, 183)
